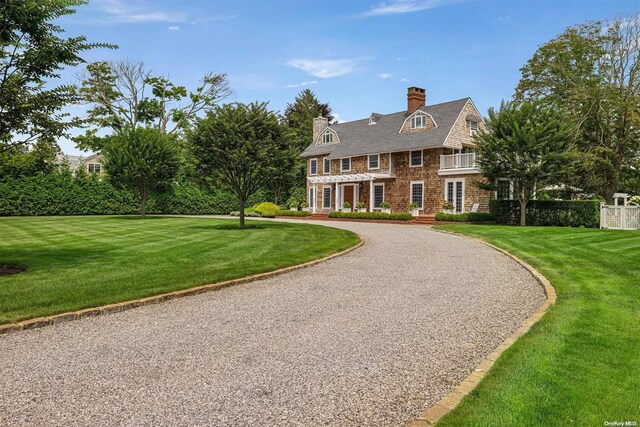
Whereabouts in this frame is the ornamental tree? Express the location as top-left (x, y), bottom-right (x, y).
top-left (474, 100), bottom-right (577, 226)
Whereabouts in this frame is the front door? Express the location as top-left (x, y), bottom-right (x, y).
top-left (446, 179), bottom-right (465, 213)
top-left (343, 185), bottom-right (354, 208)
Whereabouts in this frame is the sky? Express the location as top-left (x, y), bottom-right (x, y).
top-left (57, 0), bottom-right (639, 155)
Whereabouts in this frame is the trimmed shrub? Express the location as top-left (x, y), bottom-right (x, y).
top-left (276, 210), bottom-right (311, 217)
top-left (253, 202), bottom-right (279, 218)
top-left (328, 211), bottom-right (413, 221)
top-left (435, 212), bottom-right (495, 222)
top-left (230, 209), bottom-right (261, 217)
top-left (490, 199), bottom-right (600, 227)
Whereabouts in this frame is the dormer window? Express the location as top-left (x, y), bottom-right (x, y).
top-left (369, 117), bottom-right (376, 125)
top-left (470, 121), bottom-right (478, 135)
top-left (410, 112), bottom-right (426, 129)
top-left (322, 130), bottom-right (333, 144)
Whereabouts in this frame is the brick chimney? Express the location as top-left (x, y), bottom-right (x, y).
top-left (312, 116), bottom-right (328, 143)
top-left (407, 87), bottom-right (426, 113)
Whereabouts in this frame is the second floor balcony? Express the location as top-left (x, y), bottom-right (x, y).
top-left (439, 152), bottom-right (480, 175)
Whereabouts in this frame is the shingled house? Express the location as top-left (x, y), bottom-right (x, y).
top-left (300, 87), bottom-right (493, 216)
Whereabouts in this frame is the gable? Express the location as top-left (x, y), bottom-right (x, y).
top-left (315, 128), bottom-right (340, 146)
top-left (443, 99), bottom-right (485, 148)
top-left (399, 109), bottom-right (437, 134)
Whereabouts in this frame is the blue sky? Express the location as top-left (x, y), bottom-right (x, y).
top-left (58, 0), bottom-right (638, 154)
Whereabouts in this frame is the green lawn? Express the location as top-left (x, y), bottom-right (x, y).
top-left (0, 216), bottom-right (360, 324)
top-left (434, 225), bottom-right (640, 426)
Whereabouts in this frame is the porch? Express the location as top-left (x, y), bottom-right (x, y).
top-left (308, 173), bottom-right (395, 213)
top-left (438, 152), bottom-right (480, 175)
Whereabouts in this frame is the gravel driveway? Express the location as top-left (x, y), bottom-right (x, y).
top-left (0, 220), bottom-right (545, 426)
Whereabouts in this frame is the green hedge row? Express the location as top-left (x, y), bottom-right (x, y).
top-left (435, 212), bottom-right (495, 222)
top-left (328, 211), bottom-right (413, 221)
top-left (490, 200), bottom-right (600, 227)
top-left (276, 210), bottom-right (311, 217)
top-left (0, 174), bottom-right (247, 216)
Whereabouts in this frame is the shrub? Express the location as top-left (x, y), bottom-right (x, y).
top-left (380, 201), bottom-right (391, 209)
top-left (328, 211), bottom-right (413, 221)
top-left (276, 210), bottom-right (311, 217)
top-left (490, 199), bottom-right (600, 227)
top-left (408, 202), bottom-right (418, 210)
top-left (435, 212), bottom-right (495, 222)
top-left (286, 188), bottom-right (306, 209)
top-left (253, 202), bottom-right (279, 218)
top-left (230, 210), bottom-right (261, 217)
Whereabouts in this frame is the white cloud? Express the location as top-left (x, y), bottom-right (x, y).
top-left (497, 16), bottom-right (512, 23)
top-left (284, 80), bottom-right (318, 89)
top-left (286, 58), bottom-right (361, 79)
top-left (92, 0), bottom-right (186, 23)
top-left (378, 73), bottom-right (392, 80)
top-left (400, 77), bottom-right (410, 82)
top-left (168, 25), bottom-right (181, 31)
top-left (362, 0), bottom-right (461, 17)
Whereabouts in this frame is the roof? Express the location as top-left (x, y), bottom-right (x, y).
top-left (301, 98), bottom-right (471, 159)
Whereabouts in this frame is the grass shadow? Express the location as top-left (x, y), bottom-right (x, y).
top-left (191, 224), bottom-right (268, 231)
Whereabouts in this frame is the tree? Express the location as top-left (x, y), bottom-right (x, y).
top-left (0, 0), bottom-right (113, 154)
top-left (515, 15), bottom-right (640, 202)
top-left (283, 89), bottom-right (334, 189)
top-left (75, 59), bottom-right (233, 151)
top-left (102, 127), bottom-right (180, 218)
top-left (189, 102), bottom-right (287, 228)
top-left (474, 100), bottom-right (577, 226)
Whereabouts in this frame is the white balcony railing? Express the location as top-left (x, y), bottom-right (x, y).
top-left (440, 152), bottom-right (478, 170)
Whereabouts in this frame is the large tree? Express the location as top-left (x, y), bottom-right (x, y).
top-left (75, 59), bottom-right (233, 151)
top-left (0, 0), bottom-right (112, 154)
top-left (474, 100), bottom-right (577, 226)
top-left (516, 15), bottom-right (640, 202)
top-left (283, 89), bottom-right (334, 188)
top-left (103, 127), bottom-right (180, 218)
top-left (189, 102), bottom-right (288, 228)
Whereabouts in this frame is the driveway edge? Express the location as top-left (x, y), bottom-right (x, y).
top-left (407, 228), bottom-right (556, 427)
top-left (0, 237), bottom-right (364, 336)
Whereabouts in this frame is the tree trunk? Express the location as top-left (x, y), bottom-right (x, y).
top-left (238, 197), bottom-right (245, 229)
top-left (140, 191), bottom-right (148, 219)
top-left (519, 196), bottom-right (528, 226)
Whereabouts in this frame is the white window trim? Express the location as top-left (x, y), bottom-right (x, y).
top-left (322, 130), bottom-right (333, 144)
top-left (340, 157), bottom-right (351, 173)
top-left (309, 187), bottom-right (316, 210)
top-left (411, 113), bottom-right (426, 129)
top-left (496, 178), bottom-right (514, 200)
top-left (322, 185), bottom-right (332, 210)
top-left (410, 181), bottom-right (424, 210)
top-left (410, 150), bottom-right (423, 168)
top-left (309, 158), bottom-right (318, 176)
top-left (373, 183), bottom-right (385, 209)
top-left (368, 154), bottom-right (380, 170)
top-left (469, 121), bottom-right (479, 136)
top-left (323, 157), bottom-right (330, 175)
top-left (445, 178), bottom-right (466, 214)
top-left (88, 163), bottom-right (102, 173)
top-left (399, 110), bottom-right (437, 133)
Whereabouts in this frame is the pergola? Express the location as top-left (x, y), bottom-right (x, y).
top-left (308, 173), bottom-right (395, 213)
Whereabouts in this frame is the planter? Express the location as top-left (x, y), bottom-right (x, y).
top-left (341, 208), bottom-right (352, 213)
top-left (301, 207), bottom-right (309, 212)
top-left (442, 209), bottom-right (453, 215)
top-left (381, 208), bottom-right (391, 214)
top-left (356, 208), bottom-right (367, 213)
top-left (410, 209), bottom-right (420, 217)
top-left (289, 207), bottom-right (299, 211)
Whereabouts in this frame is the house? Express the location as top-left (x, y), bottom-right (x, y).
top-left (300, 87), bottom-right (493, 215)
top-left (56, 153), bottom-right (103, 174)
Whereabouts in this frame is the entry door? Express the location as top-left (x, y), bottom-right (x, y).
top-left (343, 185), bottom-right (354, 207)
top-left (446, 180), bottom-right (465, 213)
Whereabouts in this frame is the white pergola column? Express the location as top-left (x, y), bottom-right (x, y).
top-left (334, 183), bottom-right (340, 211)
top-left (369, 179), bottom-right (374, 212)
top-left (313, 184), bottom-right (318, 213)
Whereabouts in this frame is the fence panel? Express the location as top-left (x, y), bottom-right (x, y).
top-left (601, 205), bottom-right (639, 230)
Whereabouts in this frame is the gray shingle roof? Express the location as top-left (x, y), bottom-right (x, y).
top-left (301, 98), bottom-right (470, 159)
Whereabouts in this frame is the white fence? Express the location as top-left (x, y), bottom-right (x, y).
top-left (600, 204), bottom-right (640, 230)
top-left (440, 153), bottom-right (477, 170)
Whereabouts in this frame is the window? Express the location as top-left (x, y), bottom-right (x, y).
top-left (410, 113), bottom-right (426, 129)
top-left (410, 150), bottom-right (423, 167)
top-left (470, 121), bottom-right (478, 135)
top-left (446, 179), bottom-right (465, 213)
top-left (373, 184), bottom-right (384, 209)
top-left (88, 163), bottom-right (101, 174)
top-left (369, 117), bottom-right (376, 125)
top-left (309, 158), bottom-right (317, 175)
top-left (496, 179), bottom-right (512, 200)
top-left (323, 158), bottom-right (330, 174)
top-left (322, 186), bottom-right (332, 209)
top-left (322, 130), bottom-right (333, 144)
top-left (308, 187), bottom-right (315, 210)
top-left (368, 154), bottom-right (379, 170)
top-left (410, 181), bottom-right (424, 209)
top-left (341, 157), bottom-right (351, 172)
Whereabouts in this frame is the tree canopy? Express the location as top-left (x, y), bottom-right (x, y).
top-left (474, 100), bottom-right (577, 225)
top-left (516, 14), bottom-right (640, 200)
top-left (0, 0), bottom-right (113, 153)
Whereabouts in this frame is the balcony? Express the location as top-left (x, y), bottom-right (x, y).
top-left (439, 152), bottom-right (480, 175)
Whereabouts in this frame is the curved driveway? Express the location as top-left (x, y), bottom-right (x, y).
top-left (0, 220), bottom-right (545, 426)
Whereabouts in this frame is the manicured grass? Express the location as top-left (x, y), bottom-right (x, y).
top-left (433, 225), bottom-right (640, 426)
top-left (0, 216), bottom-right (360, 324)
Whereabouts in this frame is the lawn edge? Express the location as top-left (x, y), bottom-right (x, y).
top-left (407, 227), bottom-right (557, 427)
top-left (0, 235), bottom-right (364, 336)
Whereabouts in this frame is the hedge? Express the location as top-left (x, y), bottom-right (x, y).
top-left (435, 212), bottom-right (495, 222)
top-left (490, 199), bottom-right (600, 227)
top-left (0, 174), bottom-right (249, 216)
top-left (276, 210), bottom-right (311, 217)
top-left (328, 211), bottom-right (413, 221)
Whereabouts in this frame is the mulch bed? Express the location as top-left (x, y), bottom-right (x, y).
top-left (0, 265), bottom-right (26, 276)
